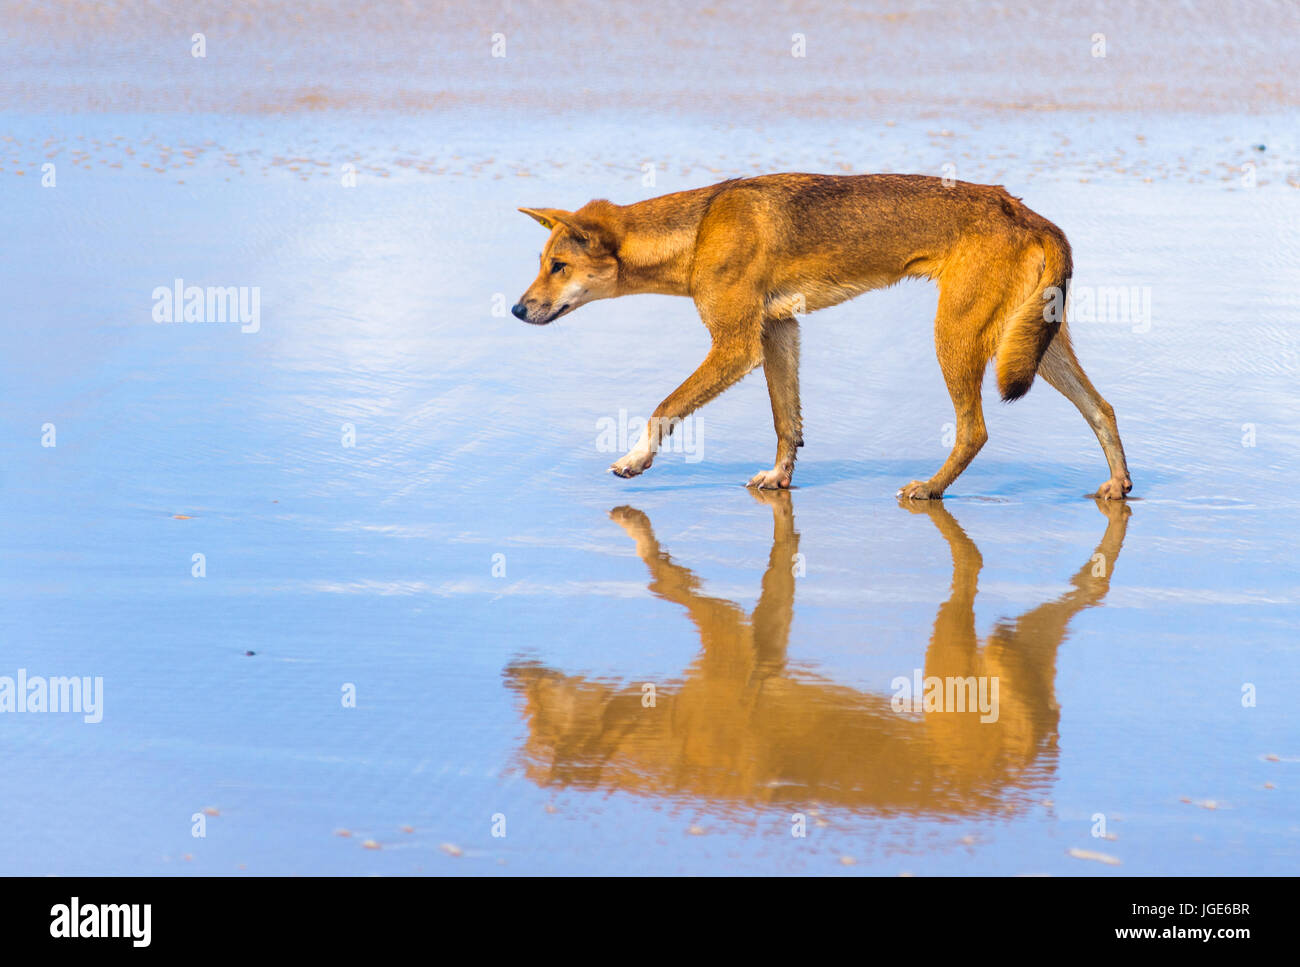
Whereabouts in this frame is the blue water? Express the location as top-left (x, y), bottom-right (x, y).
top-left (2, 109), bottom-right (1298, 874)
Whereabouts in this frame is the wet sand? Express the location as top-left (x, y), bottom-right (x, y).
top-left (1, 2), bottom-right (1298, 874)
top-left (4, 0), bottom-right (1298, 116)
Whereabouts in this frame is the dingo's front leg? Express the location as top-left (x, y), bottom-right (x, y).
top-left (611, 338), bottom-right (762, 480)
top-left (749, 317), bottom-right (801, 489)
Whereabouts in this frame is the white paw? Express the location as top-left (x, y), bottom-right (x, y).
top-left (610, 449), bottom-right (654, 479)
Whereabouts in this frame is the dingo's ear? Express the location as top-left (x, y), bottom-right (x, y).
top-left (520, 206), bottom-right (618, 252)
top-left (518, 207), bottom-right (600, 245)
top-left (518, 207), bottom-right (571, 231)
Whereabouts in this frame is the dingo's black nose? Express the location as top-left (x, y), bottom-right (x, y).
top-left (511, 303), bottom-right (528, 320)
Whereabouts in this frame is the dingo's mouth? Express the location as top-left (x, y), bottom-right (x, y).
top-left (539, 303), bottom-right (571, 324)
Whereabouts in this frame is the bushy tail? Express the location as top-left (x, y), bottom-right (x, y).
top-left (995, 232), bottom-right (1071, 401)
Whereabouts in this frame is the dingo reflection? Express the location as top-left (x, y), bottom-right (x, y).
top-left (506, 493), bottom-right (1130, 815)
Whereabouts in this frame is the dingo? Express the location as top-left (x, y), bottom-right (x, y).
top-left (513, 173), bottom-right (1132, 499)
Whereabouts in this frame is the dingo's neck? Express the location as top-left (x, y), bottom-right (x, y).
top-left (614, 184), bottom-right (731, 298)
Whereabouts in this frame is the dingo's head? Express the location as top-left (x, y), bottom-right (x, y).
top-left (513, 203), bottom-right (620, 325)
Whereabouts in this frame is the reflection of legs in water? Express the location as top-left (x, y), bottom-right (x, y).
top-left (608, 505), bottom-right (750, 668)
top-left (749, 489), bottom-right (798, 677)
top-left (897, 498), bottom-right (984, 680)
top-left (901, 496), bottom-right (1132, 773)
top-left (993, 497), bottom-right (1131, 648)
top-left (982, 498), bottom-right (1130, 730)
top-left (609, 488), bottom-right (798, 682)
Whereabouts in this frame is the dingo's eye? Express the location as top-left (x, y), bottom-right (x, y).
top-left (550, 261), bottom-right (566, 275)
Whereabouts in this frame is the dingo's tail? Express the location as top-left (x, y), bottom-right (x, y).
top-left (995, 231), bottom-right (1071, 401)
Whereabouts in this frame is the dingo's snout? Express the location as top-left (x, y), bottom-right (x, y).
top-left (512, 297), bottom-right (569, 325)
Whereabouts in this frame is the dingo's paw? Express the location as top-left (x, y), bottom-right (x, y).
top-left (610, 450), bottom-right (653, 479)
top-left (747, 466), bottom-right (792, 490)
top-left (1096, 476), bottom-right (1132, 500)
top-left (898, 480), bottom-right (942, 500)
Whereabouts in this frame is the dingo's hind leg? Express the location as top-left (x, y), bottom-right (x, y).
top-left (1038, 332), bottom-right (1132, 498)
top-left (900, 280), bottom-right (999, 499)
top-left (899, 363), bottom-right (988, 499)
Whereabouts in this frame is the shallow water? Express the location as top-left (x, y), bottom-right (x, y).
top-left (2, 4), bottom-right (1299, 875)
